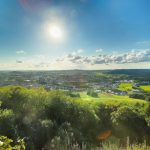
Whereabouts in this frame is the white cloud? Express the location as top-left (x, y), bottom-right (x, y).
top-left (70, 49), bottom-right (84, 56)
top-left (56, 49), bottom-right (150, 65)
top-left (16, 50), bottom-right (26, 54)
top-left (1, 49), bottom-right (150, 70)
top-left (96, 48), bottom-right (103, 53)
top-left (77, 49), bottom-right (84, 54)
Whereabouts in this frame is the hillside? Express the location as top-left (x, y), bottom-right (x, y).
top-left (0, 86), bottom-right (150, 149)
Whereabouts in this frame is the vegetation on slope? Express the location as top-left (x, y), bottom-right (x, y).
top-left (0, 86), bottom-right (150, 150)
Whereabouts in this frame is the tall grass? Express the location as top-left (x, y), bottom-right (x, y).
top-left (101, 139), bottom-right (149, 150)
top-left (47, 141), bottom-right (150, 150)
top-left (46, 135), bottom-right (150, 150)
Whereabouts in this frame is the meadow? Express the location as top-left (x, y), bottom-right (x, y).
top-left (79, 92), bottom-right (144, 102)
top-left (118, 83), bottom-right (133, 91)
top-left (140, 85), bottom-right (150, 91)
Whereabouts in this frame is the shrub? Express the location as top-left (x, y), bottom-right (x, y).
top-left (87, 89), bottom-right (98, 97)
top-left (0, 136), bottom-right (25, 150)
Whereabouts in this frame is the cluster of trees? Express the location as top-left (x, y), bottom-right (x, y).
top-left (67, 92), bottom-right (80, 98)
top-left (87, 89), bottom-right (98, 97)
top-left (129, 87), bottom-right (150, 101)
top-left (129, 92), bottom-right (150, 101)
top-left (0, 86), bottom-right (150, 150)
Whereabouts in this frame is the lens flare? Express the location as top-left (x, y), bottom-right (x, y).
top-left (96, 130), bottom-right (112, 141)
top-left (18, 0), bottom-right (52, 11)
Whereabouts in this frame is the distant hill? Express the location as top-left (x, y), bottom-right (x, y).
top-left (109, 69), bottom-right (150, 81)
top-left (109, 69), bottom-right (150, 75)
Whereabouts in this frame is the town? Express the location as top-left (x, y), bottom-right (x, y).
top-left (0, 69), bottom-right (150, 100)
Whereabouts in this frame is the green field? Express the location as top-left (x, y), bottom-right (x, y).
top-left (140, 85), bottom-right (150, 91)
top-left (79, 92), bottom-right (146, 105)
top-left (118, 83), bottom-right (133, 91)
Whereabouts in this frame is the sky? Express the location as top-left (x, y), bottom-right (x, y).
top-left (0, 0), bottom-right (150, 70)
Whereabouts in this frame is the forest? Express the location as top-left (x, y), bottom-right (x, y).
top-left (0, 86), bottom-right (150, 150)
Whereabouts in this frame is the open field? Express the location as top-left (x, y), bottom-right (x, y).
top-left (79, 92), bottom-right (145, 102)
top-left (78, 92), bottom-right (147, 108)
top-left (118, 83), bottom-right (133, 91)
top-left (140, 85), bottom-right (150, 91)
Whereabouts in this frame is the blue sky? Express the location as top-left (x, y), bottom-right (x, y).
top-left (0, 0), bottom-right (150, 70)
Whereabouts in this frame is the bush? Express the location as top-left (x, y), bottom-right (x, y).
top-left (129, 92), bottom-right (150, 101)
top-left (0, 136), bottom-right (25, 150)
top-left (129, 93), bottom-right (145, 100)
top-left (111, 106), bottom-right (150, 142)
top-left (69, 92), bottom-right (80, 98)
top-left (87, 89), bottom-right (98, 97)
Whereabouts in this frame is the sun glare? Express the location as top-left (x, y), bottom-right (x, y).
top-left (43, 21), bottom-right (66, 42)
top-left (48, 25), bottom-right (64, 41)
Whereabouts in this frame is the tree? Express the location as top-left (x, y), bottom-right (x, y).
top-left (87, 89), bottom-right (98, 97)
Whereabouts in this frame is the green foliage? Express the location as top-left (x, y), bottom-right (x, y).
top-left (68, 92), bottom-right (80, 98)
top-left (111, 105), bottom-right (149, 141)
top-left (0, 101), bottom-right (14, 137)
top-left (129, 93), bottom-right (145, 100)
top-left (140, 85), bottom-right (150, 92)
top-left (145, 104), bottom-right (150, 127)
top-left (118, 83), bottom-right (133, 91)
top-left (0, 136), bottom-right (25, 150)
top-left (0, 86), bottom-right (150, 149)
top-left (101, 138), bottom-right (150, 150)
top-left (46, 136), bottom-right (150, 150)
top-left (129, 92), bottom-right (150, 101)
top-left (87, 89), bottom-right (98, 97)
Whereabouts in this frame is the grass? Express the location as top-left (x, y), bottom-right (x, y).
top-left (48, 136), bottom-right (150, 150)
top-left (78, 92), bottom-right (147, 108)
top-left (48, 142), bottom-right (150, 150)
top-left (101, 140), bottom-right (150, 150)
top-left (118, 83), bottom-right (133, 91)
top-left (79, 92), bottom-right (145, 102)
top-left (79, 92), bottom-right (100, 101)
top-left (140, 85), bottom-right (150, 91)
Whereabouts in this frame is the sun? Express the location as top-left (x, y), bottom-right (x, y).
top-left (49, 25), bottom-right (63, 40)
top-left (43, 21), bottom-right (66, 42)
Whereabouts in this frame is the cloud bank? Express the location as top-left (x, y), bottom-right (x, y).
top-left (0, 49), bottom-right (150, 70)
top-left (56, 49), bottom-right (150, 65)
